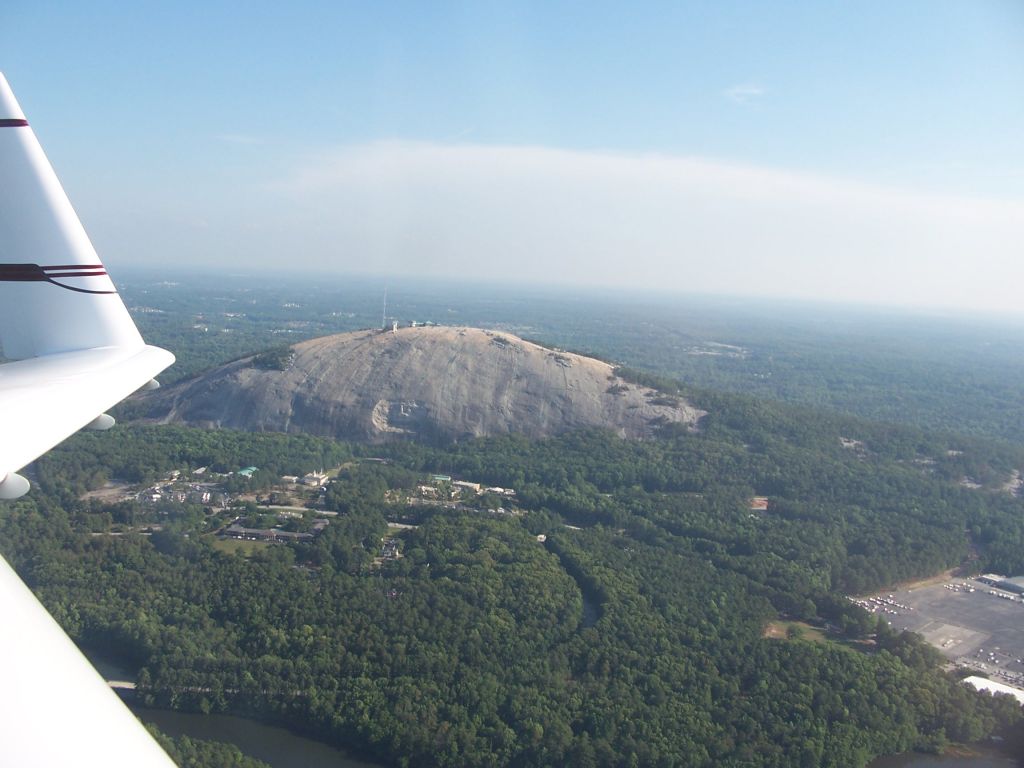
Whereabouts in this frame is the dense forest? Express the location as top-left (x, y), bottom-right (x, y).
top-left (5, 270), bottom-right (1024, 765)
top-left (5, 374), bottom-right (1024, 765)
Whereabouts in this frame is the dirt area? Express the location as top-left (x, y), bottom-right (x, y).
top-left (80, 481), bottom-right (134, 502)
top-left (892, 568), bottom-right (959, 592)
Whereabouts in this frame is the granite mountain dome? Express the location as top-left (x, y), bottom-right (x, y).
top-left (141, 327), bottom-right (704, 443)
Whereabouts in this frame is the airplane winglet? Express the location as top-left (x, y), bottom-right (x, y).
top-left (0, 72), bottom-right (144, 359)
top-left (0, 75), bottom-right (28, 123)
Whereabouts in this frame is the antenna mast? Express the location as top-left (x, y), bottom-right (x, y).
top-left (381, 287), bottom-right (387, 330)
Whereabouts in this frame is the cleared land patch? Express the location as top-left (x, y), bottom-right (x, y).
top-left (210, 538), bottom-right (272, 556)
top-left (763, 620), bottom-right (828, 643)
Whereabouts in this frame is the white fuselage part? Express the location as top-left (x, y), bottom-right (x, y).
top-left (0, 554), bottom-right (176, 767)
top-left (0, 72), bottom-right (177, 766)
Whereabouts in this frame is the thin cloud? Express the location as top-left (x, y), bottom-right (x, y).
top-left (724, 83), bottom-right (765, 104)
top-left (106, 141), bottom-right (1024, 315)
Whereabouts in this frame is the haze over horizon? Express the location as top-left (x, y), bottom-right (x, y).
top-left (2, 2), bottom-right (1022, 315)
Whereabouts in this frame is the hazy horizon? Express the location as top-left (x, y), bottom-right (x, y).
top-left (113, 262), bottom-right (1024, 331)
top-left (3, 2), bottom-right (1023, 315)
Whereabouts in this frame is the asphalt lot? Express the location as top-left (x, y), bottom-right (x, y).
top-left (857, 577), bottom-right (1024, 688)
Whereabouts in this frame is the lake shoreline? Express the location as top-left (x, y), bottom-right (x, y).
top-left (129, 704), bottom-right (386, 768)
top-left (90, 648), bottom-right (1021, 768)
top-left (129, 695), bottom-right (1021, 768)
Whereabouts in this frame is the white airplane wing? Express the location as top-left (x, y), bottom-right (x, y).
top-left (0, 73), bottom-right (175, 497)
top-left (0, 73), bottom-right (177, 766)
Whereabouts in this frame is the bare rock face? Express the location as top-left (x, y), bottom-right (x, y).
top-left (141, 327), bottom-right (704, 443)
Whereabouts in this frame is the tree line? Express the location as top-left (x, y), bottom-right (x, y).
top-left (4, 385), bottom-right (1024, 765)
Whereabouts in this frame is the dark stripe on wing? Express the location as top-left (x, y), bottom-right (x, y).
top-left (0, 263), bottom-right (115, 294)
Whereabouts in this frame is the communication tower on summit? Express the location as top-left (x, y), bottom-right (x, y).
top-left (380, 286), bottom-right (398, 332)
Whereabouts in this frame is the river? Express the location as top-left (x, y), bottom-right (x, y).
top-left (132, 705), bottom-right (1021, 768)
top-left (132, 706), bottom-right (383, 768)
top-left (91, 651), bottom-right (1020, 768)
top-left (88, 650), bottom-right (381, 767)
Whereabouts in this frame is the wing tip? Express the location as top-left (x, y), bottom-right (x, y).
top-left (0, 72), bottom-right (28, 122)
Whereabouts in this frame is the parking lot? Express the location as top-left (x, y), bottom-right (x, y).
top-left (855, 577), bottom-right (1024, 689)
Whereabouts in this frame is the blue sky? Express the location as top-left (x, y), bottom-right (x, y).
top-left (2, 2), bottom-right (1023, 313)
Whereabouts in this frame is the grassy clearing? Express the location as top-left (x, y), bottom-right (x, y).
top-left (763, 620), bottom-right (828, 643)
top-left (211, 537), bottom-right (272, 557)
